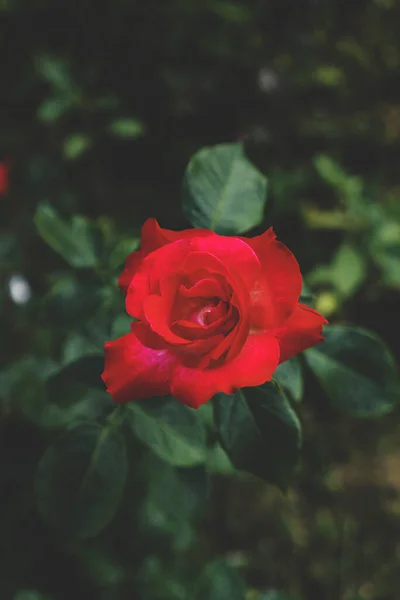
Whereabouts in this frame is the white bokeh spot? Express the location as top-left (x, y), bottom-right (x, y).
top-left (8, 274), bottom-right (32, 304)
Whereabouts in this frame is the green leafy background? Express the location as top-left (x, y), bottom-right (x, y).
top-left (1, 1), bottom-right (400, 599)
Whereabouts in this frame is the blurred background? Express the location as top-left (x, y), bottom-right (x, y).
top-left (1, 1), bottom-right (400, 599)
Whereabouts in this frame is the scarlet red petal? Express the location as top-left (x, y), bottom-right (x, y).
top-left (118, 249), bottom-right (146, 295)
top-left (209, 315), bottom-right (249, 364)
top-left (179, 277), bottom-right (227, 300)
top-left (131, 320), bottom-right (168, 350)
top-left (143, 294), bottom-right (190, 345)
top-left (140, 218), bottom-right (215, 254)
top-left (241, 227), bottom-right (276, 255)
top-left (102, 332), bottom-right (176, 403)
top-left (172, 305), bottom-right (234, 340)
top-left (183, 251), bottom-right (251, 317)
top-left (248, 229), bottom-right (303, 329)
top-left (273, 303), bottom-right (328, 363)
top-left (118, 219), bottom-right (215, 296)
top-left (188, 236), bottom-right (261, 291)
top-left (170, 332), bottom-right (280, 408)
top-left (176, 333), bottom-right (226, 365)
top-left (125, 239), bottom-right (192, 319)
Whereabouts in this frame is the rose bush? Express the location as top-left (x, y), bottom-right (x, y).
top-left (102, 219), bottom-right (327, 408)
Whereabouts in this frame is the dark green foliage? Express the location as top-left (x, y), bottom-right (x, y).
top-left (214, 382), bottom-right (302, 489)
top-left (182, 143), bottom-right (267, 234)
top-left (126, 396), bottom-right (208, 467)
top-left (274, 357), bottom-right (304, 402)
top-left (306, 326), bottom-right (399, 418)
top-left (35, 418), bottom-right (127, 538)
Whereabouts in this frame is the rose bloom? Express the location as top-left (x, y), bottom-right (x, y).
top-left (102, 219), bottom-right (327, 408)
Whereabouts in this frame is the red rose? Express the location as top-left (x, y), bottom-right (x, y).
top-left (0, 160), bottom-right (8, 195)
top-left (102, 219), bottom-right (327, 408)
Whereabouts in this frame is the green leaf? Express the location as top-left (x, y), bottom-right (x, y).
top-left (36, 55), bottom-right (72, 92)
top-left (274, 357), bottom-right (303, 402)
top-left (45, 354), bottom-right (107, 414)
top-left (314, 154), bottom-right (363, 204)
top-left (305, 325), bottom-right (399, 418)
top-left (330, 243), bottom-right (366, 298)
top-left (37, 96), bottom-right (71, 122)
top-left (111, 314), bottom-right (133, 339)
top-left (313, 154), bottom-right (371, 223)
top-left (370, 219), bottom-right (400, 289)
top-left (214, 382), bottom-right (302, 488)
top-left (314, 65), bottom-right (344, 87)
top-left (141, 454), bottom-right (208, 546)
top-left (108, 118), bottom-right (145, 138)
top-left (45, 274), bottom-right (102, 325)
top-left (0, 356), bottom-right (110, 428)
top-left (182, 143), bottom-right (267, 234)
top-left (34, 204), bottom-right (98, 268)
top-left (192, 559), bottom-right (246, 600)
top-left (35, 417), bottom-right (127, 538)
top-left (308, 242), bottom-right (366, 299)
top-left (63, 133), bottom-right (92, 160)
top-left (62, 332), bottom-right (100, 365)
top-left (108, 237), bottom-right (139, 270)
top-left (127, 396), bottom-right (207, 467)
top-left (206, 443), bottom-right (235, 474)
top-left (0, 356), bottom-right (61, 424)
top-left (0, 356), bottom-right (57, 405)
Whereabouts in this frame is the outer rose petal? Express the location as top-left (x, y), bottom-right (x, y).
top-left (247, 228), bottom-right (303, 329)
top-left (102, 332), bottom-right (176, 403)
top-left (119, 218), bottom-right (215, 294)
top-left (170, 333), bottom-right (280, 408)
top-left (240, 226), bottom-right (276, 255)
top-left (273, 303), bottom-right (328, 364)
top-left (140, 218), bottom-right (216, 253)
top-left (119, 250), bottom-right (146, 295)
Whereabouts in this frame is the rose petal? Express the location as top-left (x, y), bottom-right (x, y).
top-left (208, 312), bottom-right (249, 364)
top-left (118, 218), bottom-right (215, 295)
top-left (119, 249), bottom-right (146, 295)
top-left (131, 320), bottom-right (168, 350)
top-left (172, 304), bottom-right (235, 340)
top-left (241, 227), bottom-right (276, 255)
top-left (179, 278), bottom-right (228, 301)
top-left (125, 239), bottom-right (192, 319)
top-left (102, 332), bottom-right (176, 403)
top-left (187, 236), bottom-right (262, 292)
top-left (273, 303), bottom-right (328, 363)
top-left (247, 228), bottom-right (303, 329)
top-left (176, 333), bottom-right (226, 366)
top-left (141, 218), bottom-right (216, 254)
top-left (143, 294), bottom-right (190, 345)
top-left (170, 332), bottom-right (280, 408)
